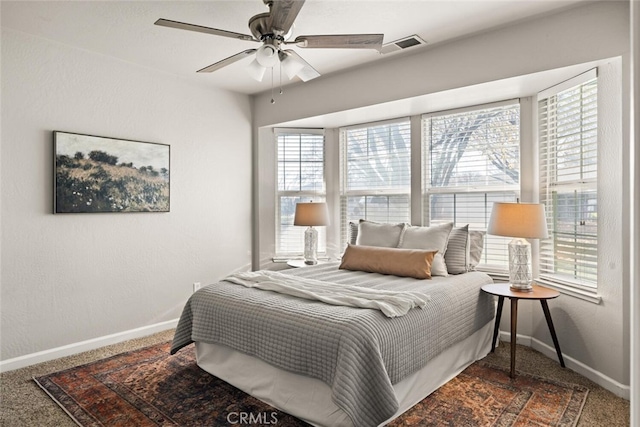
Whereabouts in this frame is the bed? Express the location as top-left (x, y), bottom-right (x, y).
top-left (172, 260), bottom-right (495, 426)
top-left (171, 221), bottom-right (494, 426)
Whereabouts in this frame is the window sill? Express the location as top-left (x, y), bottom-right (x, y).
top-left (534, 278), bottom-right (602, 304)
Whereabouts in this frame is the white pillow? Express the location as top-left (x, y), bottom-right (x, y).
top-left (469, 230), bottom-right (486, 269)
top-left (398, 223), bottom-right (453, 276)
top-left (355, 220), bottom-right (406, 248)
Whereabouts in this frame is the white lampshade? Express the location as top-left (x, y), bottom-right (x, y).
top-left (246, 58), bottom-right (266, 82)
top-left (255, 44), bottom-right (279, 68)
top-left (294, 202), bottom-right (330, 227)
top-left (488, 202), bottom-right (548, 239)
top-left (280, 52), bottom-right (305, 80)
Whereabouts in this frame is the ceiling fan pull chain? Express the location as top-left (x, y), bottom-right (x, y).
top-left (270, 67), bottom-right (275, 104)
top-left (279, 60), bottom-right (284, 95)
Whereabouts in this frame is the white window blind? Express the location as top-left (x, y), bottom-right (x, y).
top-left (340, 119), bottom-right (411, 244)
top-left (422, 101), bottom-right (520, 271)
top-left (276, 129), bottom-right (326, 256)
top-left (539, 70), bottom-right (598, 287)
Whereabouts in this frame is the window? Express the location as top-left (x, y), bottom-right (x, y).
top-left (340, 119), bottom-right (411, 243)
top-left (422, 101), bottom-right (520, 271)
top-left (276, 129), bottom-right (325, 256)
top-left (539, 70), bottom-right (598, 287)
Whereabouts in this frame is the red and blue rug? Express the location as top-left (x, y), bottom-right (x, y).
top-left (34, 342), bottom-right (588, 426)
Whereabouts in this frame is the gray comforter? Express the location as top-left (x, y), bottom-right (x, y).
top-left (171, 263), bottom-right (494, 427)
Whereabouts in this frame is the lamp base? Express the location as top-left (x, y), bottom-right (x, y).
top-left (303, 226), bottom-right (318, 265)
top-left (509, 283), bottom-right (533, 292)
top-left (508, 238), bottom-right (533, 290)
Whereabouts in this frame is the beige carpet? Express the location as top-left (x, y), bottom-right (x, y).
top-left (0, 330), bottom-right (630, 426)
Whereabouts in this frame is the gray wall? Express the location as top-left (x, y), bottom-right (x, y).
top-left (0, 29), bottom-right (253, 362)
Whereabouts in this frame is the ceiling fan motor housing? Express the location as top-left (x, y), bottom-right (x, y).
top-left (249, 13), bottom-right (286, 41)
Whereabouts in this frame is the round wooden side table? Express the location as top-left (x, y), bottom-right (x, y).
top-left (481, 283), bottom-right (565, 378)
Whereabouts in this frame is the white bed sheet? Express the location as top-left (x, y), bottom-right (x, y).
top-left (195, 320), bottom-right (494, 427)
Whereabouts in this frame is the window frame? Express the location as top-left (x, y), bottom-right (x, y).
top-left (421, 99), bottom-right (521, 273)
top-left (274, 128), bottom-right (327, 258)
top-left (339, 118), bottom-right (412, 245)
top-left (537, 69), bottom-right (598, 291)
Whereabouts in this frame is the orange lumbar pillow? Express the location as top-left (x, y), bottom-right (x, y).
top-left (339, 244), bottom-right (437, 279)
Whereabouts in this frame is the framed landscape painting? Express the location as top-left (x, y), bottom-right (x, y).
top-left (54, 131), bottom-right (170, 213)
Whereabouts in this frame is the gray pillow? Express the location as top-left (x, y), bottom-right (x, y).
top-left (356, 220), bottom-right (406, 248)
top-left (398, 222), bottom-right (453, 276)
top-left (348, 221), bottom-right (358, 245)
top-left (444, 225), bottom-right (470, 275)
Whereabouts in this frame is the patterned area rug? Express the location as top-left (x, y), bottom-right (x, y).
top-left (34, 341), bottom-right (588, 427)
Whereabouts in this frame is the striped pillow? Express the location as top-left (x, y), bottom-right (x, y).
top-left (348, 221), bottom-right (358, 245)
top-left (444, 225), bottom-right (471, 274)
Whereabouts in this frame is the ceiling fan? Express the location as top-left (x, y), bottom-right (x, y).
top-left (155, 0), bottom-right (383, 86)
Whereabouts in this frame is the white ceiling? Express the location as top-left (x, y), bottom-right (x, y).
top-left (1, 0), bottom-right (589, 95)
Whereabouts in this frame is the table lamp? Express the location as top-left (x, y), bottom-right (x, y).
top-left (488, 201), bottom-right (549, 291)
top-left (294, 202), bottom-right (330, 265)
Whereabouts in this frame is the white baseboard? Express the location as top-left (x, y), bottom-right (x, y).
top-left (498, 331), bottom-right (630, 400)
top-left (0, 319), bottom-right (179, 373)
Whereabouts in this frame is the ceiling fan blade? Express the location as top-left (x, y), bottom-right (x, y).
top-left (267, 0), bottom-right (306, 35)
top-left (281, 50), bottom-right (320, 82)
top-left (292, 34), bottom-right (383, 50)
top-left (155, 18), bottom-right (258, 42)
top-left (197, 49), bottom-right (257, 73)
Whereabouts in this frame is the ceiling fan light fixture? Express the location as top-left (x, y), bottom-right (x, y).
top-left (280, 52), bottom-right (305, 79)
top-left (246, 58), bottom-right (267, 81)
top-left (255, 44), bottom-right (279, 68)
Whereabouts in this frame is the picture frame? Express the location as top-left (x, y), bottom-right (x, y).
top-left (54, 131), bottom-right (170, 213)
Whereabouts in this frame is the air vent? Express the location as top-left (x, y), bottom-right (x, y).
top-left (380, 35), bottom-right (427, 55)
